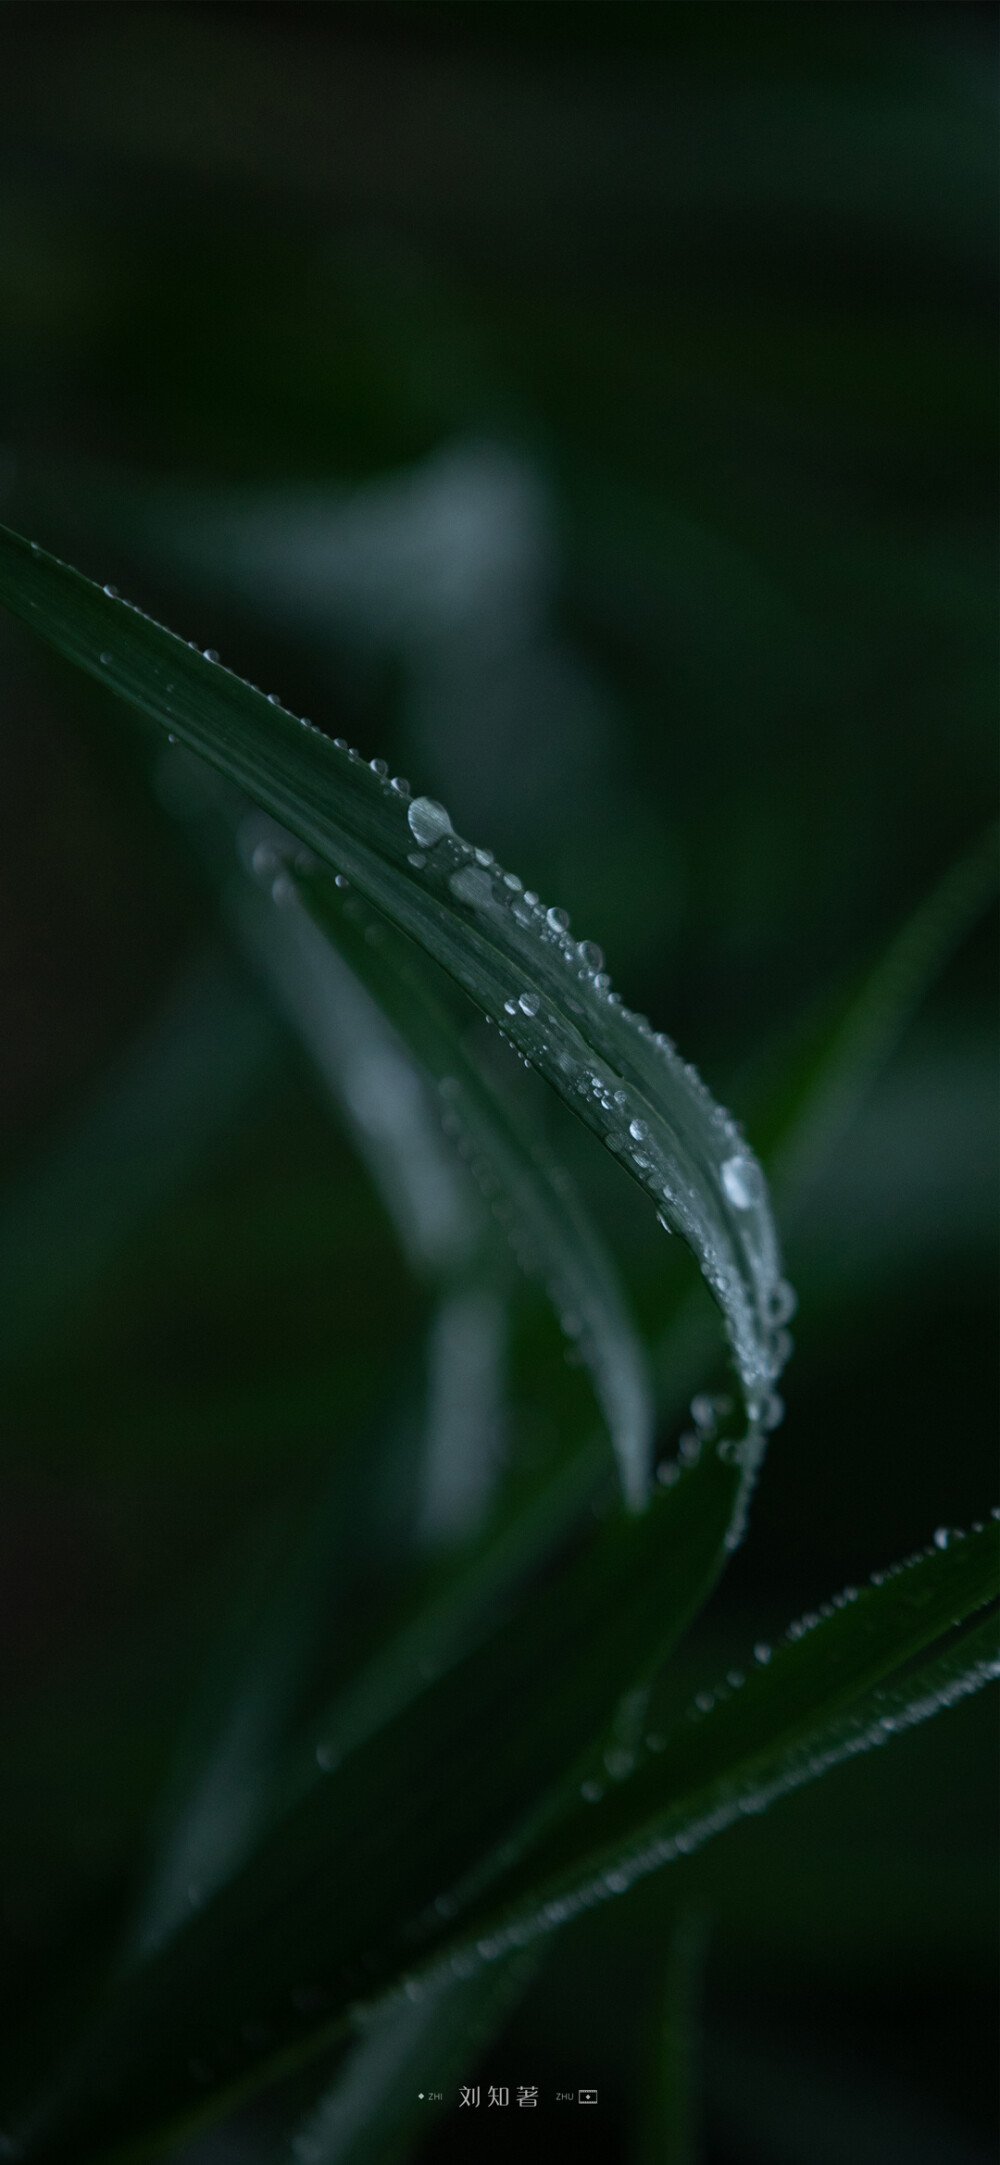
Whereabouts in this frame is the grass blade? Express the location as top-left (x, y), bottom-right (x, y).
top-left (301, 883), bottom-right (656, 1510)
top-left (0, 524), bottom-right (791, 1460)
top-left (423, 1518), bottom-right (999, 1967)
top-left (284, 1953), bottom-right (538, 2165)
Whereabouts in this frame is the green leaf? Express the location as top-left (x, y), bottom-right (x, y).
top-left (299, 883), bottom-right (655, 1510)
top-left (229, 842), bottom-right (485, 1286)
top-left (0, 523), bottom-right (791, 1460)
top-left (283, 1953), bottom-right (538, 2165)
top-left (9, 1449), bottom-right (741, 2165)
top-left (176, 779), bottom-right (652, 1510)
top-left (421, 1518), bottom-right (999, 1967)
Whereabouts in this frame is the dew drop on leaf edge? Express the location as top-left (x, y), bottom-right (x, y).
top-left (721, 1154), bottom-right (765, 1211)
top-left (407, 796), bottom-right (454, 849)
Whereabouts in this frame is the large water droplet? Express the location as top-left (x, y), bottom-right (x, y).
top-left (933, 1526), bottom-right (949, 1551)
top-left (547, 905), bottom-right (570, 932)
top-left (408, 796), bottom-right (454, 848)
top-left (721, 1154), bottom-right (765, 1210)
top-left (518, 992), bottom-right (540, 1016)
top-left (578, 940), bottom-right (604, 971)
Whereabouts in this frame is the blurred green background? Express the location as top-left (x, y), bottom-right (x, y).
top-left (0, 5), bottom-right (996, 2160)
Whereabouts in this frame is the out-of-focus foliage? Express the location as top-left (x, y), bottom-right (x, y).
top-left (0, 6), bottom-right (995, 2162)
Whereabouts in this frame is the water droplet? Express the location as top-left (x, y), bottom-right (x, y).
top-left (721, 1154), bottom-right (765, 1210)
top-left (503, 871), bottom-right (522, 892)
top-left (580, 1779), bottom-right (603, 1803)
top-left (407, 796), bottom-right (454, 848)
top-left (547, 905), bottom-right (570, 932)
top-left (604, 1746), bottom-right (634, 1780)
top-left (753, 1643), bottom-right (772, 1665)
top-left (99, 651), bottom-right (112, 666)
top-left (315, 1741), bottom-right (339, 1771)
top-left (203, 647), bottom-right (219, 662)
top-left (267, 693), bottom-right (282, 705)
top-left (103, 583), bottom-right (118, 597)
top-left (370, 757), bottom-right (388, 777)
top-left (727, 1669), bottom-right (745, 1689)
top-left (334, 873), bottom-right (349, 889)
top-left (768, 1279), bottom-right (798, 1326)
top-left (407, 851), bottom-right (427, 869)
top-left (518, 992), bottom-right (540, 1017)
top-left (933, 1527), bottom-right (949, 1551)
top-left (578, 941), bottom-right (604, 971)
top-left (656, 1210), bottom-right (674, 1235)
top-left (695, 1691), bottom-right (714, 1714)
top-left (391, 775), bottom-right (410, 795)
top-left (760, 1392), bottom-right (784, 1432)
top-left (629, 1118), bottom-right (648, 1142)
top-left (656, 1460), bottom-right (680, 1486)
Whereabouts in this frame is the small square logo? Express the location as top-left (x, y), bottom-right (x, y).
top-left (578, 2088), bottom-right (598, 2104)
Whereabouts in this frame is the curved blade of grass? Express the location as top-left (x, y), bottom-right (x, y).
top-left (418, 1518), bottom-right (999, 1970)
top-left (9, 1449), bottom-right (742, 2165)
top-left (230, 827), bottom-right (483, 1282)
top-left (0, 523), bottom-right (791, 1462)
top-left (158, 762), bottom-right (652, 1506)
top-left (299, 879), bottom-right (655, 1510)
top-left (284, 1952), bottom-right (538, 2165)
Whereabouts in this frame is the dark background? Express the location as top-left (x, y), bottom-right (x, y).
top-left (0, 6), bottom-right (996, 2161)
